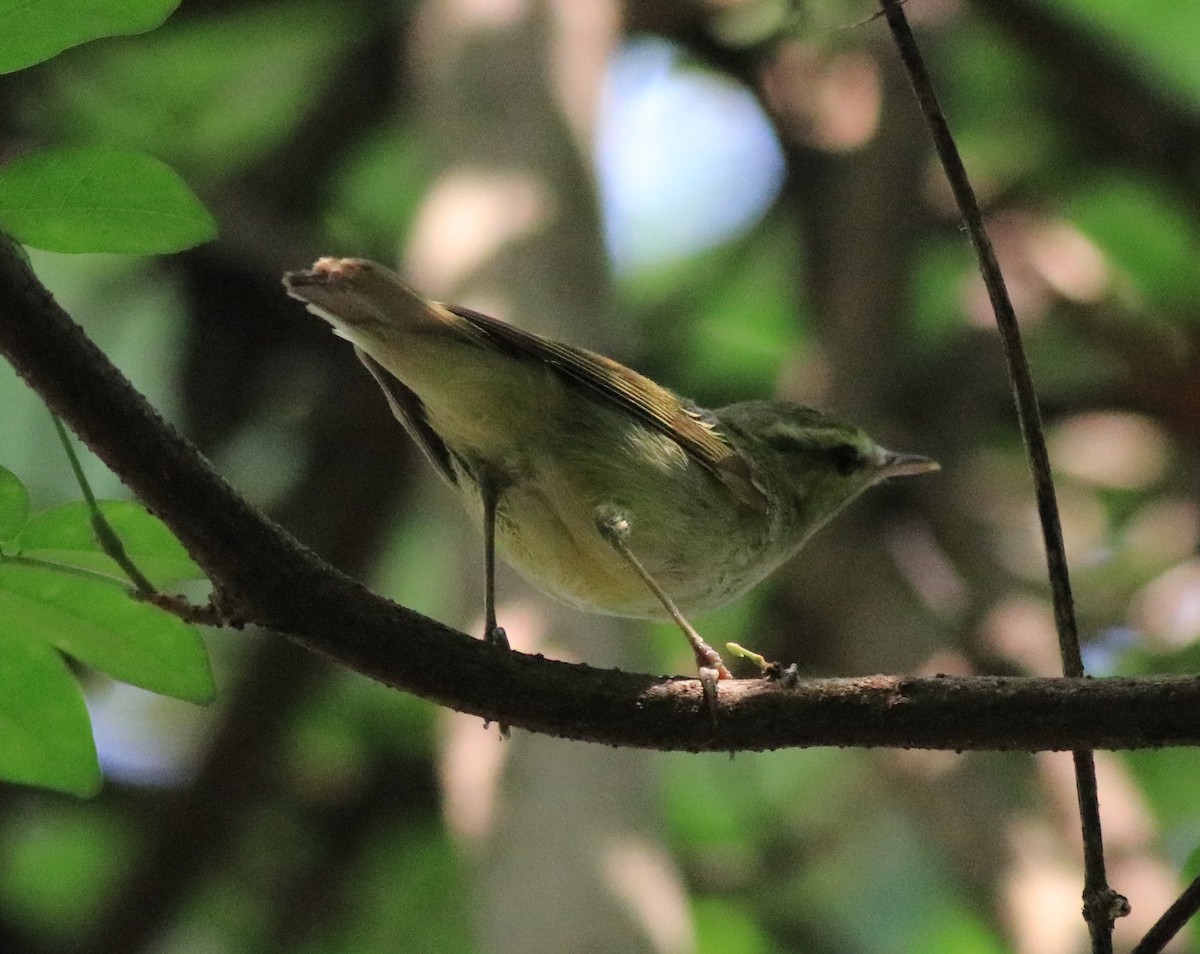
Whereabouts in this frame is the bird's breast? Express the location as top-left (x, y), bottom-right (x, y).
top-left (464, 443), bottom-right (777, 619)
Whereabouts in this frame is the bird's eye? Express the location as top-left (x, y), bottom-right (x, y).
top-left (830, 444), bottom-right (866, 476)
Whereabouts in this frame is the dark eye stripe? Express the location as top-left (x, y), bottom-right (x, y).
top-left (765, 432), bottom-right (866, 476)
top-left (827, 444), bottom-right (867, 476)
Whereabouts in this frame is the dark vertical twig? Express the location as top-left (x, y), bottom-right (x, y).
top-left (876, 2), bottom-right (1127, 950)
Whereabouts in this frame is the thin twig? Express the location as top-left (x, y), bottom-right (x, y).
top-left (877, 2), bottom-right (1124, 949)
top-left (1131, 872), bottom-right (1200, 954)
top-left (52, 412), bottom-right (157, 597)
top-left (51, 412), bottom-right (223, 623)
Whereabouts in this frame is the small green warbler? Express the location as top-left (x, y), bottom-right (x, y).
top-left (284, 258), bottom-right (938, 705)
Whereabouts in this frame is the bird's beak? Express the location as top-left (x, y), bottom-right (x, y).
top-left (880, 451), bottom-right (940, 479)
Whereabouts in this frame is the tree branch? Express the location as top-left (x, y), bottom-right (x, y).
top-left (2, 237), bottom-right (1200, 751)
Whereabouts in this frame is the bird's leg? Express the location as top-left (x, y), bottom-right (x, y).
top-left (480, 473), bottom-right (510, 738)
top-left (480, 474), bottom-right (510, 652)
top-left (595, 507), bottom-right (731, 723)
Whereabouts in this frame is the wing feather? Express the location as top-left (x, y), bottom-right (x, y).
top-left (446, 306), bottom-right (767, 511)
top-left (354, 348), bottom-right (461, 487)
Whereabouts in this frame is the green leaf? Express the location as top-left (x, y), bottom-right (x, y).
top-left (0, 563), bottom-right (214, 703)
top-left (0, 488), bottom-right (211, 794)
top-left (0, 637), bottom-right (100, 796)
top-left (0, 0), bottom-right (180, 75)
top-left (0, 146), bottom-right (216, 254)
top-left (18, 501), bottom-right (205, 586)
top-left (0, 465), bottom-right (30, 543)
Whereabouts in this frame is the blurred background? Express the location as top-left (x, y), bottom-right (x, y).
top-left (2, 0), bottom-right (1200, 951)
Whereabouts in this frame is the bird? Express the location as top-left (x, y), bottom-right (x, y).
top-left (284, 257), bottom-right (938, 711)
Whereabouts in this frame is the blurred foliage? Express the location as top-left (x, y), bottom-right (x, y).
top-left (1044, 0), bottom-right (1200, 96)
top-left (40, 1), bottom-right (369, 182)
top-left (0, 0), bottom-right (1199, 952)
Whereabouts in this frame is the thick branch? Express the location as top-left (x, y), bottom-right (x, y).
top-left (1, 239), bottom-right (1199, 751)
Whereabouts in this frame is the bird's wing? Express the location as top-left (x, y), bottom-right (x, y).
top-left (354, 347), bottom-right (461, 487)
top-left (447, 305), bottom-right (768, 512)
